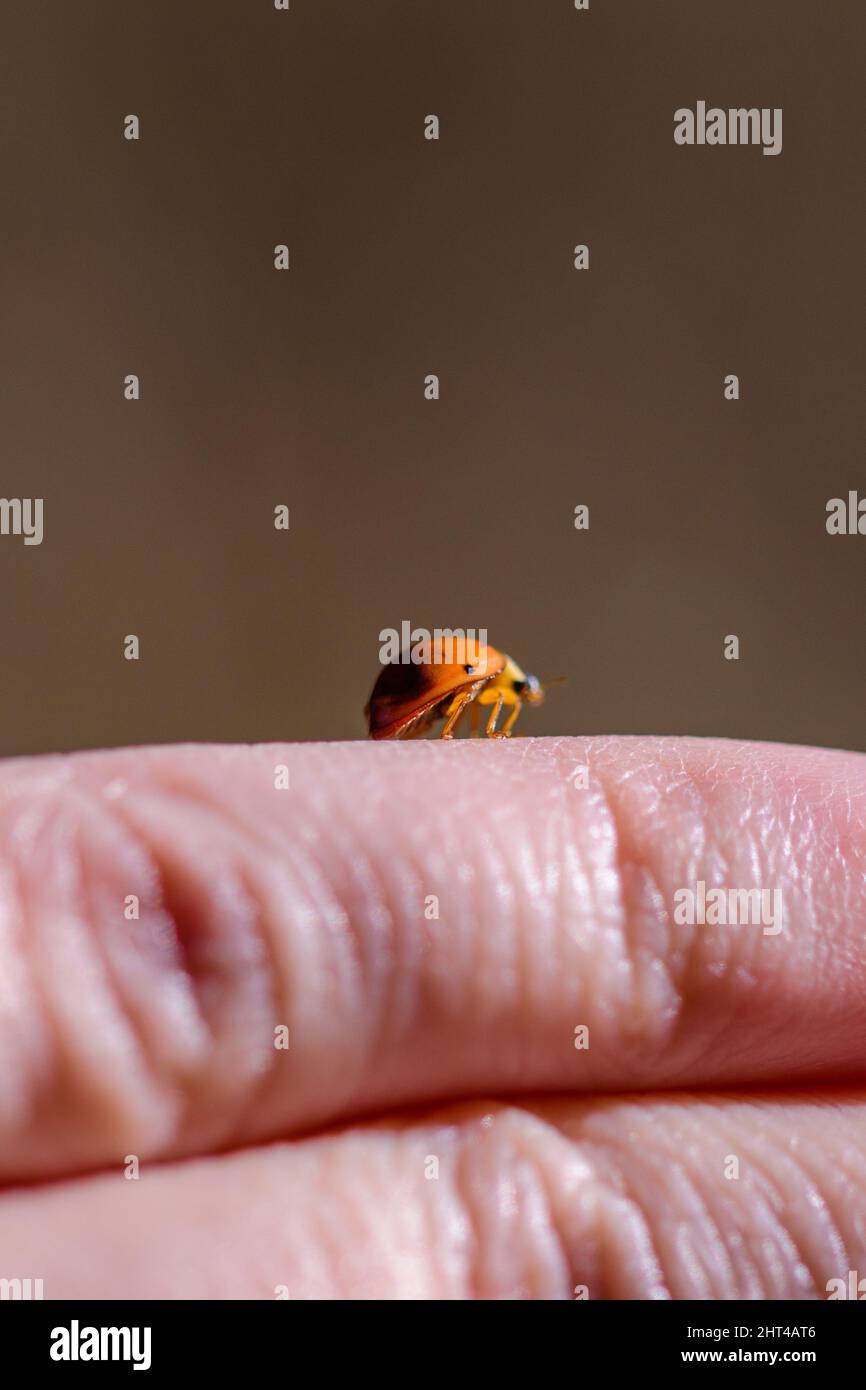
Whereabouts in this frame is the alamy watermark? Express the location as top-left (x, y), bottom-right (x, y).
top-left (0, 1276), bottom-right (44, 1299)
top-left (378, 624), bottom-right (489, 666)
top-left (827, 1271), bottom-right (866, 1299)
top-left (0, 498), bottom-right (43, 545)
top-left (674, 103), bottom-right (782, 157)
top-left (50, 1321), bottom-right (152, 1370)
top-left (673, 880), bottom-right (782, 936)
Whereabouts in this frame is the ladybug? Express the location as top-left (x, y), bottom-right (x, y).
top-left (365, 640), bottom-right (545, 740)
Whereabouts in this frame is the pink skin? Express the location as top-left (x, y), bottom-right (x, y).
top-left (1, 735), bottom-right (866, 1298)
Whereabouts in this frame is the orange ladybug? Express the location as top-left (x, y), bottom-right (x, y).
top-left (365, 639), bottom-right (545, 740)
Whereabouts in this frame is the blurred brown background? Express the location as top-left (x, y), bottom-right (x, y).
top-left (1, 1), bottom-right (863, 754)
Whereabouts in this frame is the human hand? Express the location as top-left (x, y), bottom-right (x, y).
top-left (1, 736), bottom-right (864, 1299)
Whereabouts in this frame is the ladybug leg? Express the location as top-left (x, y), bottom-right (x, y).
top-left (440, 689), bottom-right (477, 739)
top-left (499, 699), bottom-right (522, 737)
top-left (485, 692), bottom-right (504, 737)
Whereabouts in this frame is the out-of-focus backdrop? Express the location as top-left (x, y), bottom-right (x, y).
top-left (1, 1), bottom-right (863, 754)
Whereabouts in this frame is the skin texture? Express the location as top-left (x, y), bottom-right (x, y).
top-left (1, 734), bottom-right (865, 1298)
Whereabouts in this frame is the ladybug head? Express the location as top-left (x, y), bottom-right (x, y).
top-left (514, 672), bottom-right (543, 704)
